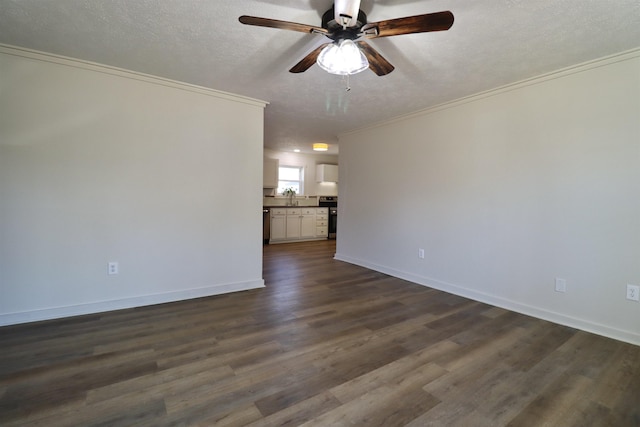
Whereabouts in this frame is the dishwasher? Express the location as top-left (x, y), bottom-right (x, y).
top-left (263, 207), bottom-right (270, 245)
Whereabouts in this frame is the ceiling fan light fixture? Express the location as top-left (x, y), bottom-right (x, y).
top-left (317, 39), bottom-right (369, 75)
top-left (313, 143), bottom-right (329, 151)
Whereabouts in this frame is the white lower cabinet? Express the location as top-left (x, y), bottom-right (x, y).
top-left (300, 213), bottom-right (316, 238)
top-left (316, 207), bottom-right (328, 238)
top-left (270, 208), bottom-right (287, 240)
top-left (270, 207), bottom-right (328, 243)
top-left (285, 209), bottom-right (302, 239)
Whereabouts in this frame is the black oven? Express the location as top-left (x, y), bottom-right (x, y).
top-left (263, 208), bottom-right (270, 245)
top-left (319, 196), bottom-right (337, 239)
top-left (328, 207), bottom-right (337, 239)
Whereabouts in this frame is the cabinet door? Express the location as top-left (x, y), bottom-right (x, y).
top-left (263, 158), bottom-right (279, 188)
top-left (300, 214), bottom-right (316, 238)
top-left (270, 215), bottom-right (286, 240)
top-left (326, 165), bottom-right (338, 182)
top-left (286, 216), bottom-right (301, 239)
top-left (316, 164), bottom-right (338, 182)
top-left (315, 207), bottom-right (328, 237)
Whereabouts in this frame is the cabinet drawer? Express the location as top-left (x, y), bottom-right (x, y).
top-left (271, 208), bottom-right (287, 216)
top-left (316, 220), bottom-right (327, 227)
top-left (316, 214), bottom-right (328, 220)
top-left (316, 227), bottom-right (328, 236)
top-left (301, 208), bottom-right (316, 215)
top-left (316, 208), bottom-right (329, 215)
top-left (286, 209), bottom-right (301, 215)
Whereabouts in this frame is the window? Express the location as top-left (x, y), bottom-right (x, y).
top-left (278, 166), bottom-right (304, 195)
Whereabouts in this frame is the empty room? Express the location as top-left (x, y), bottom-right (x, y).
top-left (1, 1), bottom-right (639, 425)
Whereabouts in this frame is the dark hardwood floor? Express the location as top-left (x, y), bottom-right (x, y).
top-left (1, 240), bottom-right (639, 426)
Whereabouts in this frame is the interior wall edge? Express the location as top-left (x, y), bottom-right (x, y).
top-left (340, 47), bottom-right (640, 138)
top-left (334, 253), bottom-right (640, 347)
top-left (0, 43), bottom-right (269, 109)
top-left (0, 279), bottom-right (265, 327)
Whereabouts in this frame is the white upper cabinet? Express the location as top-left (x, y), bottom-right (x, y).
top-left (264, 158), bottom-right (279, 188)
top-left (316, 164), bottom-right (338, 182)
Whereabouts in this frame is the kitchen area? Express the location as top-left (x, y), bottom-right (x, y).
top-left (262, 149), bottom-right (338, 245)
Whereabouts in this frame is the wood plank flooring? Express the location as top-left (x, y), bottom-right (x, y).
top-left (1, 239), bottom-right (639, 426)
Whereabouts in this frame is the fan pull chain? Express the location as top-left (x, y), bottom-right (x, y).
top-left (343, 74), bottom-right (351, 92)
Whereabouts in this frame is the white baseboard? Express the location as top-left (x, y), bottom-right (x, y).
top-left (0, 279), bottom-right (265, 327)
top-left (334, 253), bottom-right (640, 346)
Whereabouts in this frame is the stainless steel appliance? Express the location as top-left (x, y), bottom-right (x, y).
top-left (319, 196), bottom-right (337, 239)
top-left (263, 208), bottom-right (270, 244)
top-left (328, 207), bottom-right (337, 239)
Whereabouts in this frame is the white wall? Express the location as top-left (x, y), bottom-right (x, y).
top-left (264, 148), bottom-right (339, 196)
top-left (336, 50), bottom-right (640, 345)
top-left (0, 46), bottom-right (267, 325)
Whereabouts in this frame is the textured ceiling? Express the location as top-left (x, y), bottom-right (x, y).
top-left (1, 1), bottom-right (639, 155)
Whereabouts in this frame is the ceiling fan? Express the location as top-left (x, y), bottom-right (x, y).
top-left (239, 0), bottom-right (454, 76)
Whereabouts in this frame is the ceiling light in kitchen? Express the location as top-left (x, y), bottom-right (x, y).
top-left (313, 143), bottom-right (329, 151)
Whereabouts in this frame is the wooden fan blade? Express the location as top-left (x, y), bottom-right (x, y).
top-left (289, 43), bottom-right (331, 73)
top-left (239, 15), bottom-right (328, 35)
top-left (357, 41), bottom-right (395, 76)
top-left (362, 11), bottom-right (454, 38)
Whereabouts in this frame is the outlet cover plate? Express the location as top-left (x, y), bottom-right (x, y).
top-left (555, 278), bottom-right (567, 293)
top-left (627, 284), bottom-right (639, 301)
top-left (108, 262), bottom-right (119, 275)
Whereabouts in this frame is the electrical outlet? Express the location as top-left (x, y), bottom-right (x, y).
top-left (418, 248), bottom-right (425, 259)
top-left (627, 284), bottom-right (639, 301)
top-left (108, 262), bottom-right (119, 275)
top-left (555, 278), bottom-right (566, 293)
